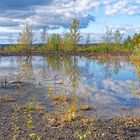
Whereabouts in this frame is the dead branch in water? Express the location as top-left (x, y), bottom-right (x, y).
top-left (0, 96), bottom-right (15, 103)
top-left (9, 80), bottom-right (24, 84)
top-left (0, 76), bottom-right (25, 87)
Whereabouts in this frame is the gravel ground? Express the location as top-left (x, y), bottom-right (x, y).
top-left (0, 82), bottom-right (140, 140)
top-left (0, 108), bottom-right (140, 140)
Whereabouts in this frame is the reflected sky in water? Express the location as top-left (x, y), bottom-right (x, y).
top-left (0, 56), bottom-right (140, 117)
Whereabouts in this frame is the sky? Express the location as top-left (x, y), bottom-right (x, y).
top-left (0, 0), bottom-right (140, 44)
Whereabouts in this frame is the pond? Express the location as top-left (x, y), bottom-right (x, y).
top-left (0, 55), bottom-right (140, 118)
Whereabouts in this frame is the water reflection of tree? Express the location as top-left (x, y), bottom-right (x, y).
top-left (10, 57), bottom-right (15, 71)
top-left (18, 56), bottom-right (34, 82)
top-left (104, 62), bottom-right (113, 78)
top-left (47, 56), bottom-right (60, 71)
top-left (114, 60), bottom-right (122, 74)
top-left (130, 54), bottom-right (140, 111)
top-left (46, 55), bottom-right (80, 94)
top-left (97, 58), bottom-right (122, 78)
top-left (70, 57), bottom-right (80, 93)
top-left (131, 59), bottom-right (140, 85)
top-left (41, 57), bottom-right (48, 79)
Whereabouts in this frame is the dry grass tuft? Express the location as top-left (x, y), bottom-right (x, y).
top-left (51, 94), bottom-right (68, 104)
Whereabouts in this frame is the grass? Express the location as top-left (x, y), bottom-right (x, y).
top-left (76, 131), bottom-right (92, 140)
top-left (12, 103), bottom-right (42, 140)
top-left (1, 43), bottom-right (134, 55)
top-left (51, 94), bottom-right (68, 104)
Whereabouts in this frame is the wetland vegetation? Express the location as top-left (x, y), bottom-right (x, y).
top-left (0, 53), bottom-right (140, 139)
top-left (0, 19), bottom-right (139, 55)
top-left (0, 20), bottom-right (140, 140)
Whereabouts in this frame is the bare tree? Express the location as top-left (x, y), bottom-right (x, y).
top-left (40, 27), bottom-right (48, 47)
top-left (113, 29), bottom-right (122, 44)
top-left (19, 22), bottom-right (33, 53)
top-left (86, 33), bottom-right (91, 45)
top-left (8, 34), bottom-right (14, 45)
top-left (104, 26), bottom-right (113, 43)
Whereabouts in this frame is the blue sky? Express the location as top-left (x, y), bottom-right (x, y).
top-left (0, 0), bottom-right (140, 44)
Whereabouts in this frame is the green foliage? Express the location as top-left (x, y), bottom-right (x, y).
top-left (4, 44), bottom-right (26, 52)
top-left (133, 33), bottom-right (140, 46)
top-left (132, 33), bottom-right (140, 57)
top-left (47, 34), bottom-right (61, 51)
top-left (69, 19), bottom-right (82, 51)
top-left (61, 33), bottom-right (74, 51)
top-left (2, 19), bottom-right (140, 54)
top-left (77, 43), bottom-right (126, 53)
top-left (130, 82), bottom-right (136, 92)
top-left (124, 36), bottom-right (134, 52)
top-left (76, 131), bottom-right (92, 140)
top-left (12, 103), bottom-right (42, 140)
top-left (12, 105), bottom-right (20, 140)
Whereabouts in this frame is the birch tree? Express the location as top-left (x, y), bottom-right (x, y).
top-left (19, 22), bottom-right (33, 53)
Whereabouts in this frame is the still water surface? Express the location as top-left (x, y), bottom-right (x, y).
top-left (0, 56), bottom-right (140, 117)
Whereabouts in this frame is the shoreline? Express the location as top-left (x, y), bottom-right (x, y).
top-left (0, 51), bottom-right (132, 57)
top-left (0, 51), bottom-right (139, 139)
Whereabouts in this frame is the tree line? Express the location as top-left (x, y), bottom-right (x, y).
top-left (3, 19), bottom-right (140, 53)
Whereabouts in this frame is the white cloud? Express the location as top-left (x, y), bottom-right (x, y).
top-left (105, 0), bottom-right (140, 16)
top-left (0, 0), bottom-right (98, 30)
top-left (103, 79), bottom-right (133, 98)
top-left (0, 0), bottom-right (140, 43)
top-left (108, 24), bottom-right (140, 35)
top-left (0, 27), bottom-right (20, 33)
top-left (27, 0), bottom-right (98, 28)
top-left (0, 0), bottom-right (139, 30)
top-left (136, 0), bottom-right (140, 3)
